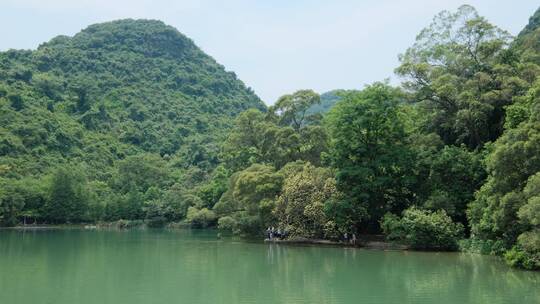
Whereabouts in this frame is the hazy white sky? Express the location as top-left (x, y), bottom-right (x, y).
top-left (1, 1), bottom-right (538, 104)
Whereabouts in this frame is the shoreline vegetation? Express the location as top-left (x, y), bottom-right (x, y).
top-left (1, 5), bottom-right (539, 271)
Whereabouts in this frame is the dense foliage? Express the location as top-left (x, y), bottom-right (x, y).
top-left (395, 5), bottom-right (530, 149)
top-left (468, 80), bottom-right (540, 269)
top-left (213, 5), bottom-right (540, 270)
top-left (325, 84), bottom-right (416, 232)
top-left (1, 6), bottom-right (539, 270)
top-left (381, 207), bottom-right (464, 250)
top-left (0, 19), bottom-right (263, 225)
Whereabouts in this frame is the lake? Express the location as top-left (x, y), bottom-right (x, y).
top-left (0, 229), bottom-right (538, 304)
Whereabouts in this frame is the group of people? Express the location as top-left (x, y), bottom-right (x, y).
top-left (342, 232), bottom-right (357, 245)
top-left (265, 227), bottom-right (357, 245)
top-left (266, 227), bottom-right (287, 240)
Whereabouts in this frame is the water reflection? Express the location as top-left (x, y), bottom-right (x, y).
top-left (0, 229), bottom-right (538, 304)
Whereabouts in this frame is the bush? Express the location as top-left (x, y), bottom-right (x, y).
top-left (459, 238), bottom-right (506, 255)
top-left (233, 213), bottom-right (262, 236)
top-left (217, 216), bottom-right (236, 231)
top-left (216, 213), bottom-right (262, 236)
top-left (504, 231), bottom-right (540, 270)
top-left (381, 207), bottom-right (464, 250)
top-left (504, 247), bottom-right (539, 270)
top-left (186, 207), bottom-right (217, 228)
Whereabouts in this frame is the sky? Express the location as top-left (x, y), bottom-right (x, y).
top-left (0, 1), bottom-right (538, 105)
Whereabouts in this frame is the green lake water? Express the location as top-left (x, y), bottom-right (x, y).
top-left (0, 229), bottom-right (538, 304)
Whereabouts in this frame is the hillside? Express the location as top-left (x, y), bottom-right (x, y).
top-left (515, 7), bottom-right (540, 62)
top-left (518, 6), bottom-right (540, 38)
top-left (0, 19), bottom-right (264, 179)
top-left (0, 19), bottom-right (264, 224)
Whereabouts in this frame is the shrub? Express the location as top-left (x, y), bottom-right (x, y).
top-left (381, 207), bottom-right (464, 250)
top-left (217, 216), bottom-right (236, 231)
top-left (186, 207), bottom-right (217, 228)
top-left (504, 247), bottom-right (536, 270)
top-left (504, 231), bottom-right (540, 270)
top-left (459, 238), bottom-right (506, 255)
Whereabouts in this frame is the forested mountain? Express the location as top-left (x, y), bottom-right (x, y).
top-left (1, 19), bottom-right (263, 176)
top-left (0, 20), bottom-right (263, 224)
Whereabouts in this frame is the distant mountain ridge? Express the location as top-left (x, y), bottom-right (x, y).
top-left (518, 7), bottom-right (540, 37)
top-left (306, 90), bottom-right (361, 115)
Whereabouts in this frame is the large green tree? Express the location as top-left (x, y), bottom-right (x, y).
top-left (221, 100), bottom-right (328, 172)
top-left (43, 166), bottom-right (90, 223)
top-left (396, 5), bottom-right (532, 149)
top-left (269, 89), bottom-right (321, 130)
top-left (412, 140), bottom-right (486, 225)
top-left (326, 83), bottom-right (416, 232)
top-left (214, 164), bottom-right (283, 235)
top-left (0, 181), bottom-right (25, 226)
top-left (274, 163), bottom-right (340, 238)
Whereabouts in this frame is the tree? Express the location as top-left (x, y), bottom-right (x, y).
top-left (114, 153), bottom-right (171, 193)
top-left (468, 80), bottom-right (540, 268)
top-left (414, 144), bottom-right (486, 224)
top-left (269, 90), bottom-right (321, 130)
top-left (396, 5), bottom-right (530, 149)
top-left (86, 180), bottom-right (114, 222)
top-left (8, 94), bottom-right (24, 111)
top-left (297, 125), bottom-right (328, 166)
top-left (214, 164), bottom-right (282, 235)
top-left (221, 109), bottom-right (274, 171)
top-left (0, 176), bottom-right (48, 226)
top-left (143, 199), bottom-right (172, 227)
top-left (196, 165), bottom-right (229, 208)
top-left (221, 107), bottom-right (328, 171)
top-left (33, 73), bottom-right (62, 101)
top-left (325, 83), bottom-right (416, 231)
top-left (44, 166), bottom-right (90, 223)
top-left (274, 163), bottom-right (339, 238)
top-left (162, 183), bottom-right (203, 221)
top-left (186, 207), bottom-right (217, 228)
top-left (68, 76), bottom-right (97, 112)
top-left (0, 181), bottom-right (25, 226)
top-left (504, 172), bottom-right (540, 270)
